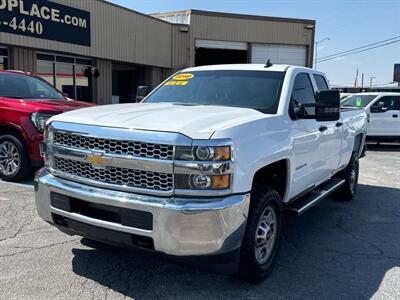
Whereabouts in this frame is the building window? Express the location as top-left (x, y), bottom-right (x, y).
top-left (37, 60), bottom-right (54, 85)
top-left (0, 48), bottom-right (9, 70)
top-left (36, 53), bottom-right (92, 102)
top-left (75, 64), bottom-right (91, 101)
top-left (56, 63), bottom-right (75, 98)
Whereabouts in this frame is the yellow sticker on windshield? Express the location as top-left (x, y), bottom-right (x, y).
top-left (173, 73), bottom-right (194, 81)
top-left (165, 81), bottom-right (189, 86)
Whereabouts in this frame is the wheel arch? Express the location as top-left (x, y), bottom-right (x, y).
top-left (353, 133), bottom-right (365, 157)
top-left (0, 123), bottom-right (28, 142)
top-left (251, 159), bottom-right (291, 202)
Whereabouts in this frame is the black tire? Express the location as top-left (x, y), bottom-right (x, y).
top-left (239, 186), bottom-right (283, 283)
top-left (0, 134), bottom-right (31, 181)
top-left (336, 153), bottom-right (359, 201)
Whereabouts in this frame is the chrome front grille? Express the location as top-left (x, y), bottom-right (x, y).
top-left (54, 132), bottom-right (174, 160)
top-left (47, 122), bottom-right (193, 196)
top-left (55, 157), bottom-right (173, 191)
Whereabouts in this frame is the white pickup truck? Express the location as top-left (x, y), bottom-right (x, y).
top-left (342, 92), bottom-right (400, 142)
top-left (35, 64), bottom-right (367, 282)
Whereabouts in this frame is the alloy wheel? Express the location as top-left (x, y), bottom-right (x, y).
top-left (0, 141), bottom-right (20, 176)
top-left (254, 206), bottom-right (277, 264)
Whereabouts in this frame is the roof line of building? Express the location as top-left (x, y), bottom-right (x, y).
top-left (90, 2), bottom-right (316, 26)
top-left (151, 9), bottom-right (316, 25)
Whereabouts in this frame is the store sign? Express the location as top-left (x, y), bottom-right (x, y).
top-left (394, 64), bottom-right (400, 82)
top-left (0, 0), bottom-right (91, 46)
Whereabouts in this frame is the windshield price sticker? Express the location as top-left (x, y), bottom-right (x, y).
top-left (173, 73), bottom-right (194, 81)
top-left (165, 81), bottom-right (189, 86)
top-left (0, 0), bottom-right (91, 46)
top-left (355, 97), bottom-right (362, 107)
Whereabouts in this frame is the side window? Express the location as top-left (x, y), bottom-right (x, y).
top-left (372, 96), bottom-right (397, 111)
top-left (291, 73), bottom-right (316, 116)
top-left (313, 74), bottom-right (329, 91)
top-left (395, 97), bottom-right (400, 110)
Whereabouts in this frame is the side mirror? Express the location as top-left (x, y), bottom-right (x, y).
top-left (135, 85), bottom-right (150, 102)
top-left (315, 90), bottom-right (340, 121)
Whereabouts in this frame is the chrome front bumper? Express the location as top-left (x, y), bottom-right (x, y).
top-left (35, 169), bottom-right (250, 256)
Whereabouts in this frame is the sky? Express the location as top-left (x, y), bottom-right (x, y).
top-left (108, 0), bottom-right (400, 87)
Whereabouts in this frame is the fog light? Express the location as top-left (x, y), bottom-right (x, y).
top-left (189, 174), bottom-right (212, 189)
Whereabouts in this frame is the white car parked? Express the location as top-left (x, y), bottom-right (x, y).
top-left (342, 93), bottom-right (400, 141)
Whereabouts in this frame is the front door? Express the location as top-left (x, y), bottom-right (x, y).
top-left (290, 72), bottom-right (342, 199)
top-left (368, 96), bottom-right (400, 137)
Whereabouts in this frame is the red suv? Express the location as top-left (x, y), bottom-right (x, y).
top-left (0, 70), bottom-right (94, 181)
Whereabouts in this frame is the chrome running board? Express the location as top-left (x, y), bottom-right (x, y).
top-left (286, 178), bottom-right (345, 215)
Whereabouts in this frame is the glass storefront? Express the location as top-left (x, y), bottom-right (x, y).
top-left (75, 62), bottom-right (90, 101)
top-left (0, 48), bottom-right (9, 70)
top-left (37, 53), bottom-right (92, 102)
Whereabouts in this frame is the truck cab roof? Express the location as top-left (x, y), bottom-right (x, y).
top-left (182, 64), bottom-right (312, 73)
top-left (351, 92), bottom-right (400, 96)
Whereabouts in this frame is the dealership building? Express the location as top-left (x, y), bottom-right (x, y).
top-left (0, 0), bottom-right (315, 104)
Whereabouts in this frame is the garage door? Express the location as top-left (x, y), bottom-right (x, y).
top-left (251, 44), bottom-right (307, 66)
top-left (195, 39), bottom-right (248, 50)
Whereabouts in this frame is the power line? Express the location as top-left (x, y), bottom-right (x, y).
top-left (316, 39), bottom-right (400, 63)
top-left (314, 35), bottom-right (400, 62)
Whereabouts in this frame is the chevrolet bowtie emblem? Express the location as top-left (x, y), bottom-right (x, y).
top-left (85, 152), bottom-right (111, 168)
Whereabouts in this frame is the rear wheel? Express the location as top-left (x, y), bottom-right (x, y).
top-left (0, 135), bottom-right (31, 181)
top-left (336, 154), bottom-right (359, 201)
top-left (239, 186), bottom-right (283, 282)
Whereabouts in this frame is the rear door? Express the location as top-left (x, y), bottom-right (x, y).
top-left (312, 73), bottom-right (343, 179)
top-left (368, 96), bottom-right (400, 137)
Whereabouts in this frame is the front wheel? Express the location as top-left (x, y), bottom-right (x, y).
top-left (239, 186), bottom-right (283, 282)
top-left (0, 135), bottom-right (31, 181)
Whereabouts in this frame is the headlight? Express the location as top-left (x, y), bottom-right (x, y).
top-left (175, 174), bottom-right (231, 190)
top-left (174, 141), bottom-right (233, 193)
top-left (175, 145), bottom-right (231, 161)
top-left (43, 123), bottom-right (55, 168)
top-left (31, 112), bottom-right (54, 132)
top-left (44, 122), bottom-right (54, 144)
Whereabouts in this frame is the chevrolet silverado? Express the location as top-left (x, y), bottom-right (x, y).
top-left (35, 64), bottom-right (367, 282)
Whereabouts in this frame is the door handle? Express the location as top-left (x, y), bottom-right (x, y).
top-left (336, 121), bottom-right (343, 127)
top-left (393, 114), bottom-right (398, 118)
top-left (319, 125), bottom-right (328, 132)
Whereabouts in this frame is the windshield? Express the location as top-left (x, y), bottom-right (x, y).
top-left (144, 70), bottom-right (285, 114)
top-left (342, 95), bottom-right (377, 107)
top-left (0, 73), bottom-right (65, 100)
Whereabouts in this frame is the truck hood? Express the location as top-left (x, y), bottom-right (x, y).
top-left (53, 103), bottom-right (267, 139)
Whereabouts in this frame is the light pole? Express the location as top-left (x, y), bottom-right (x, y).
top-left (370, 77), bottom-right (376, 89)
top-left (315, 37), bottom-right (331, 70)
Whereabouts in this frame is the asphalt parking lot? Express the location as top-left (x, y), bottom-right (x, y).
top-left (0, 145), bottom-right (399, 300)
